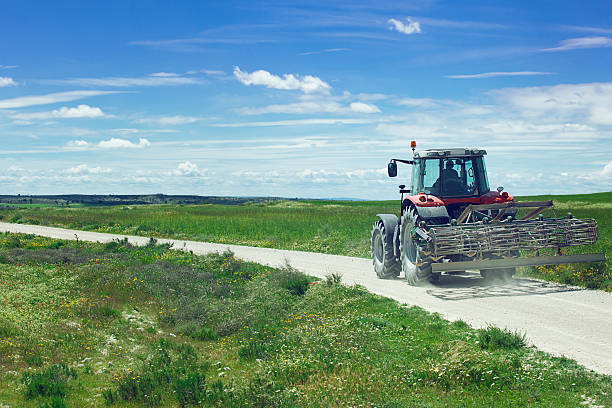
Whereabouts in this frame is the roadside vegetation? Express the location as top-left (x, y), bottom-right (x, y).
top-left (1, 232), bottom-right (611, 407)
top-left (0, 191), bottom-right (609, 290)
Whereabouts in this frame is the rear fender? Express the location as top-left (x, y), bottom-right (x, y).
top-left (402, 196), bottom-right (449, 222)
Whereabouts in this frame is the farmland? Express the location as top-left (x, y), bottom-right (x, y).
top-left (1, 233), bottom-right (611, 407)
top-left (1, 191), bottom-right (610, 290)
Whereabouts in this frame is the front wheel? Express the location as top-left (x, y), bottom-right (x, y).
top-left (371, 220), bottom-right (401, 279)
top-left (399, 207), bottom-right (432, 285)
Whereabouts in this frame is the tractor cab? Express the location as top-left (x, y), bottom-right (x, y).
top-left (387, 145), bottom-right (512, 221)
top-left (410, 149), bottom-right (489, 198)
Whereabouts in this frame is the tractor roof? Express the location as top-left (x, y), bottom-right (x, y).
top-left (413, 148), bottom-right (486, 158)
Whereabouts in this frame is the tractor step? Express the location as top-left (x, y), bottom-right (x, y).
top-left (431, 252), bottom-right (606, 272)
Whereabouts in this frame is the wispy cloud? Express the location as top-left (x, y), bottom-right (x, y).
top-left (148, 72), bottom-right (180, 77)
top-left (67, 137), bottom-right (151, 149)
top-left (238, 100), bottom-right (379, 115)
top-left (397, 97), bottom-right (449, 107)
top-left (562, 25), bottom-right (612, 35)
top-left (0, 77), bottom-right (17, 87)
top-left (541, 36), bottom-right (612, 52)
top-left (211, 118), bottom-right (379, 127)
top-left (388, 17), bottom-right (421, 35)
top-left (0, 90), bottom-right (121, 109)
top-left (11, 105), bottom-right (107, 120)
top-left (299, 48), bottom-right (350, 56)
top-left (46, 73), bottom-right (201, 87)
top-left (445, 71), bottom-right (556, 79)
top-left (233, 67), bottom-right (331, 94)
top-left (0, 65), bottom-right (18, 69)
top-left (185, 69), bottom-right (226, 76)
top-left (490, 82), bottom-right (612, 125)
top-left (130, 25), bottom-right (276, 51)
top-left (415, 17), bottom-right (509, 30)
top-left (135, 115), bottom-right (200, 125)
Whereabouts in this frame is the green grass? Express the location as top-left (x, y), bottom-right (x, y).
top-left (1, 192), bottom-right (609, 290)
top-left (512, 192), bottom-right (611, 290)
top-left (1, 232), bottom-right (611, 407)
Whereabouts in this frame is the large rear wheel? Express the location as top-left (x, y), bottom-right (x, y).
top-left (400, 207), bottom-right (433, 285)
top-left (371, 220), bottom-right (401, 279)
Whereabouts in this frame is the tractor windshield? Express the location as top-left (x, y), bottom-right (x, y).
top-left (417, 157), bottom-right (489, 197)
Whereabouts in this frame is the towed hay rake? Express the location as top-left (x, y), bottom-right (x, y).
top-left (371, 142), bottom-right (605, 284)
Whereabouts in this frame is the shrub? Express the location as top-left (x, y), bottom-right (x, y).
top-left (179, 323), bottom-right (218, 341)
top-left (0, 316), bottom-right (21, 337)
top-left (274, 265), bottom-right (311, 296)
top-left (325, 272), bottom-right (343, 286)
top-left (22, 363), bottom-right (78, 399)
top-left (105, 338), bottom-right (224, 406)
top-left (40, 396), bottom-right (70, 408)
top-left (26, 353), bottom-right (43, 367)
top-left (477, 325), bottom-right (526, 350)
top-left (3, 248), bottom-right (91, 265)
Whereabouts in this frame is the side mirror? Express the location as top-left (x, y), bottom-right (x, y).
top-left (387, 161), bottom-right (397, 177)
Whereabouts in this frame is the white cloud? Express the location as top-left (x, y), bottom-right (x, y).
top-left (11, 105), bottom-right (106, 120)
top-left (67, 138), bottom-right (151, 149)
top-left (63, 164), bottom-right (112, 175)
top-left (172, 161), bottom-right (204, 176)
top-left (136, 115), bottom-right (199, 125)
top-left (47, 75), bottom-right (200, 87)
top-left (491, 82), bottom-right (612, 125)
top-left (99, 138), bottom-right (151, 149)
top-left (349, 102), bottom-right (381, 113)
top-left (388, 18), bottom-right (421, 35)
top-left (240, 101), bottom-right (342, 115)
top-left (344, 168), bottom-right (386, 178)
top-left (0, 65), bottom-right (19, 69)
top-left (0, 90), bottom-right (120, 109)
top-left (541, 36), bottom-right (612, 52)
top-left (445, 71), bottom-right (555, 79)
top-left (240, 100), bottom-right (380, 115)
top-left (0, 77), bottom-right (17, 87)
top-left (67, 140), bottom-right (89, 147)
top-left (233, 66), bottom-right (331, 94)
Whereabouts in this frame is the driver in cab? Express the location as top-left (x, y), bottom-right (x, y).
top-left (433, 160), bottom-right (465, 196)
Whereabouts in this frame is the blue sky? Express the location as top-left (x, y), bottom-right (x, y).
top-left (1, 0), bottom-right (611, 199)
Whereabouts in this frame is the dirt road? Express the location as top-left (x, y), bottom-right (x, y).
top-left (1, 221), bottom-right (611, 375)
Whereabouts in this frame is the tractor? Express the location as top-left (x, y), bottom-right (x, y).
top-left (371, 141), bottom-right (605, 284)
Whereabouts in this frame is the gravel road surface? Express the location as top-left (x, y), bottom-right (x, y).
top-left (1, 221), bottom-right (611, 375)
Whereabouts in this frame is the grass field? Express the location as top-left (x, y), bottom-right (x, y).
top-left (0, 191), bottom-right (609, 290)
top-left (1, 233), bottom-right (611, 407)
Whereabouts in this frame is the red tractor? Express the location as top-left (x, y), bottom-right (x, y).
top-left (372, 142), bottom-right (604, 284)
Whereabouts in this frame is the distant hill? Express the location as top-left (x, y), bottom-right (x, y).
top-left (0, 194), bottom-right (289, 207)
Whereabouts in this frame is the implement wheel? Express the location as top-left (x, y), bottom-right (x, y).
top-left (371, 220), bottom-right (401, 279)
top-left (480, 252), bottom-right (517, 281)
top-left (400, 207), bottom-right (433, 285)
top-left (480, 267), bottom-right (516, 281)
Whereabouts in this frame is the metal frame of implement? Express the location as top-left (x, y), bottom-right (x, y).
top-left (421, 201), bottom-right (605, 272)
